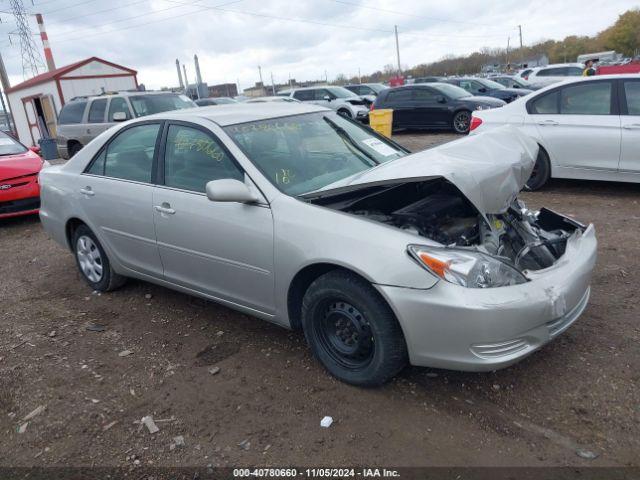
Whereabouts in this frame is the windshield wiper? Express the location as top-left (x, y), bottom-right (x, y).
top-left (323, 117), bottom-right (379, 167)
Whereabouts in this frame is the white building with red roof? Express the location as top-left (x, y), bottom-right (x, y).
top-left (5, 57), bottom-right (137, 147)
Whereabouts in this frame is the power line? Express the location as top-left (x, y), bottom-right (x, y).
top-left (328, 0), bottom-right (515, 30)
top-left (50, 0), bottom-right (394, 44)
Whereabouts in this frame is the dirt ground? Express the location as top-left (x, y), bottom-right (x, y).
top-left (1, 131), bottom-right (639, 469)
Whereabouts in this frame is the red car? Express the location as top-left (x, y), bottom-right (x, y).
top-left (0, 132), bottom-right (47, 219)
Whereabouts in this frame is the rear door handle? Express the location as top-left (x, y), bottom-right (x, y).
top-left (154, 204), bottom-right (175, 215)
top-left (622, 124), bottom-right (640, 130)
top-left (537, 120), bottom-right (559, 126)
top-left (80, 187), bottom-right (95, 197)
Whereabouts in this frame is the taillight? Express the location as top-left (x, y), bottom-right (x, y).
top-left (523, 76), bottom-right (528, 80)
top-left (469, 116), bottom-right (483, 132)
top-left (370, 103), bottom-right (375, 111)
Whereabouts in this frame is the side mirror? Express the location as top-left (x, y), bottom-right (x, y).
top-left (112, 112), bottom-right (127, 122)
top-left (478, 87), bottom-right (487, 93)
top-left (437, 96), bottom-right (447, 104)
top-left (29, 146), bottom-right (41, 154)
top-left (323, 95), bottom-right (332, 102)
top-left (205, 179), bottom-right (259, 204)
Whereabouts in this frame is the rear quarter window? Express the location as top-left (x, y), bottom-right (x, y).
top-left (58, 101), bottom-right (87, 124)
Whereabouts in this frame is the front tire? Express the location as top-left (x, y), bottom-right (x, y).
top-left (452, 110), bottom-right (471, 134)
top-left (301, 271), bottom-right (408, 387)
top-left (337, 109), bottom-right (352, 118)
top-left (525, 147), bottom-right (551, 191)
top-left (73, 225), bottom-right (126, 292)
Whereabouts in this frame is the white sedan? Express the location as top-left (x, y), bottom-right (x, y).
top-left (470, 74), bottom-right (640, 189)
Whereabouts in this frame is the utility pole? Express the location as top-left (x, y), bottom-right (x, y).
top-left (518, 24), bottom-right (523, 66)
top-left (506, 37), bottom-right (510, 67)
top-left (394, 25), bottom-right (402, 76)
top-left (358, 67), bottom-right (361, 84)
top-left (0, 52), bottom-right (16, 134)
top-left (270, 72), bottom-right (276, 95)
top-left (324, 69), bottom-right (328, 83)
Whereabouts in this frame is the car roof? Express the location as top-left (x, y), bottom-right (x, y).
top-left (530, 63), bottom-right (583, 70)
top-left (524, 73), bottom-right (640, 93)
top-left (143, 102), bottom-right (330, 126)
top-left (69, 91), bottom-right (185, 102)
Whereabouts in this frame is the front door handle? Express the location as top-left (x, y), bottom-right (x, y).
top-left (80, 187), bottom-right (95, 197)
top-left (154, 203), bottom-right (175, 215)
top-left (537, 120), bottom-right (559, 126)
top-left (622, 124), bottom-right (640, 130)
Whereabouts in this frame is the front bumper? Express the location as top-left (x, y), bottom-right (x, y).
top-left (377, 224), bottom-right (597, 371)
top-left (0, 175), bottom-right (40, 219)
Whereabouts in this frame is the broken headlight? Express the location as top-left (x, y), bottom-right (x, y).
top-left (407, 245), bottom-right (527, 288)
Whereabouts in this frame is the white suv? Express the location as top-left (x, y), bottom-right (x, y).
top-left (278, 86), bottom-right (369, 121)
top-left (522, 63), bottom-right (584, 88)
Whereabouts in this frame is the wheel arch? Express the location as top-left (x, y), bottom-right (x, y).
top-left (287, 262), bottom-right (380, 331)
top-left (65, 217), bottom-right (87, 251)
top-left (536, 142), bottom-right (552, 177)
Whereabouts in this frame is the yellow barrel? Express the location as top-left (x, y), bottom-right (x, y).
top-left (368, 109), bottom-right (393, 138)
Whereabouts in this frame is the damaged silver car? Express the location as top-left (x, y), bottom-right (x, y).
top-left (39, 103), bottom-right (597, 386)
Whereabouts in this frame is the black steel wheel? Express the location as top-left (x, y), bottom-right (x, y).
top-left (301, 270), bottom-right (408, 386)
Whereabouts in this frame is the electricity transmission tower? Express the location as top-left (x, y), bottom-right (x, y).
top-left (8, 0), bottom-right (44, 78)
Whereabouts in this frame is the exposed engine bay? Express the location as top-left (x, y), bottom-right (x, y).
top-left (312, 179), bottom-right (585, 273)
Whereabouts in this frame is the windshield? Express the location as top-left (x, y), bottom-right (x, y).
top-left (225, 112), bottom-right (406, 195)
top-left (0, 132), bottom-right (27, 156)
top-left (432, 83), bottom-right (471, 99)
top-left (129, 94), bottom-right (196, 116)
top-left (214, 97), bottom-right (237, 104)
top-left (478, 78), bottom-right (506, 90)
top-left (327, 87), bottom-right (359, 99)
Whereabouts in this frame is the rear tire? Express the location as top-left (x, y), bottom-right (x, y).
top-left (525, 147), bottom-right (551, 191)
top-left (301, 271), bottom-right (408, 387)
top-left (72, 225), bottom-right (126, 292)
top-left (68, 142), bottom-right (83, 158)
top-left (452, 110), bottom-right (471, 134)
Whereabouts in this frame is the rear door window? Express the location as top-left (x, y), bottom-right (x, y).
top-left (88, 99), bottom-right (107, 123)
top-left (624, 81), bottom-right (640, 115)
top-left (560, 82), bottom-right (612, 115)
top-left (293, 90), bottom-right (314, 101)
top-left (107, 97), bottom-right (132, 122)
top-left (100, 123), bottom-right (161, 182)
top-left (413, 88), bottom-right (437, 101)
top-left (564, 67), bottom-right (584, 76)
top-left (58, 101), bottom-right (87, 124)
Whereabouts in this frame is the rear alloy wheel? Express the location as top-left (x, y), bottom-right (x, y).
top-left (525, 147), bottom-right (551, 191)
top-left (73, 225), bottom-right (126, 292)
top-left (452, 110), bottom-right (471, 134)
top-left (301, 271), bottom-right (408, 386)
top-left (337, 109), bottom-right (352, 118)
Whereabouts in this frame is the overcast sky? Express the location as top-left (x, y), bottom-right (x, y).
top-left (0, 0), bottom-right (636, 91)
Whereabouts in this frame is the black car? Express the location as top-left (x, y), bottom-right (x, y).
top-left (194, 97), bottom-right (237, 106)
top-left (445, 77), bottom-right (533, 103)
top-left (372, 83), bottom-right (505, 133)
top-left (344, 83), bottom-right (388, 97)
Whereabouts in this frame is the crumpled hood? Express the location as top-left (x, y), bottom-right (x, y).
top-left (315, 125), bottom-right (538, 214)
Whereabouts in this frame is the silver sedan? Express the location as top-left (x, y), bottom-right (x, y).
top-left (39, 103), bottom-right (597, 386)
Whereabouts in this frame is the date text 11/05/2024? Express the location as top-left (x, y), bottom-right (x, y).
top-left (232, 468), bottom-right (401, 478)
